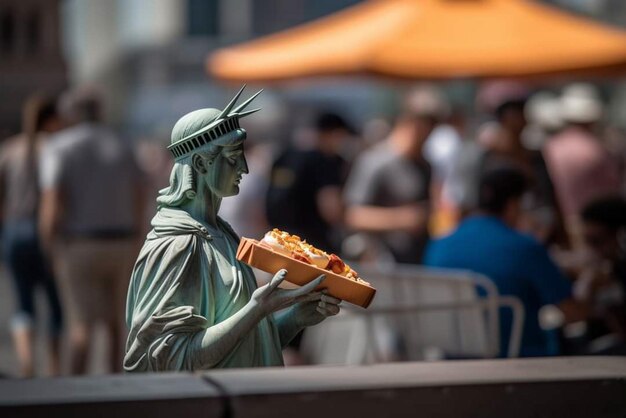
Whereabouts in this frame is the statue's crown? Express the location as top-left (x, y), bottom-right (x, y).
top-left (168, 85), bottom-right (261, 159)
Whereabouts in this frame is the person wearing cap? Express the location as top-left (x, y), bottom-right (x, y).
top-left (124, 88), bottom-right (341, 372)
top-left (39, 88), bottom-right (144, 374)
top-left (543, 84), bottom-right (621, 248)
top-left (343, 86), bottom-right (444, 264)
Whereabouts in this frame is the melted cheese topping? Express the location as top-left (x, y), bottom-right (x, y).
top-left (260, 228), bottom-right (367, 284)
top-left (261, 231), bottom-right (291, 256)
top-left (304, 248), bottom-right (330, 269)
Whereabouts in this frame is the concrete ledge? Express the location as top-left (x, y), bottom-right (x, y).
top-left (0, 373), bottom-right (224, 418)
top-left (206, 357), bottom-right (626, 418)
top-left (1, 357), bottom-right (625, 418)
top-left (204, 356), bottom-right (626, 394)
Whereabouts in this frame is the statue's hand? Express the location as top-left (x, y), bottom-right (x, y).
top-left (291, 290), bottom-right (341, 328)
top-left (251, 269), bottom-right (326, 317)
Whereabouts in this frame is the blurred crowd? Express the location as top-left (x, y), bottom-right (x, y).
top-left (240, 81), bottom-right (626, 361)
top-left (0, 89), bottom-right (144, 377)
top-left (2, 81), bottom-right (626, 377)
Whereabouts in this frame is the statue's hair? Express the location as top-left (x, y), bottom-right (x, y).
top-left (156, 146), bottom-right (223, 208)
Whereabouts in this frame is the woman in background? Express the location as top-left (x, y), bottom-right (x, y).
top-left (0, 95), bottom-right (64, 377)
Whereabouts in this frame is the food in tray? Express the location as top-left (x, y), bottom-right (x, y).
top-left (260, 229), bottom-right (369, 285)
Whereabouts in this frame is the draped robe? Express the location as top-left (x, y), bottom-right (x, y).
top-left (124, 207), bottom-right (283, 371)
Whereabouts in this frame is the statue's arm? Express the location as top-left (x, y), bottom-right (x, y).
top-left (126, 244), bottom-right (333, 371)
top-left (187, 270), bottom-right (326, 369)
top-left (188, 295), bottom-right (265, 369)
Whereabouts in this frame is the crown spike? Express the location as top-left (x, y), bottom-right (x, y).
top-left (231, 89), bottom-right (263, 116)
top-left (236, 108), bottom-right (261, 118)
top-left (218, 84), bottom-right (247, 120)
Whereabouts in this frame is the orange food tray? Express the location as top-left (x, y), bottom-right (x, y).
top-left (236, 238), bottom-right (376, 308)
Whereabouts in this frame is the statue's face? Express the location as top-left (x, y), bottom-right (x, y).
top-left (205, 143), bottom-right (249, 198)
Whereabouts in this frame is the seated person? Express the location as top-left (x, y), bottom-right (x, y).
top-left (573, 197), bottom-right (626, 354)
top-left (424, 166), bottom-right (587, 357)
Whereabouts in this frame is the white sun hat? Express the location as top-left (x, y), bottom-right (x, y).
top-left (525, 91), bottom-right (563, 131)
top-left (560, 83), bottom-right (604, 124)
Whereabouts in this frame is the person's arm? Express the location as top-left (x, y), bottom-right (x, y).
top-left (343, 152), bottom-right (430, 234)
top-left (39, 188), bottom-right (63, 258)
top-left (317, 185), bottom-right (344, 226)
top-left (129, 150), bottom-right (149, 240)
top-left (313, 153), bottom-right (346, 227)
top-left (38, 144), bottom-right (63, 258)
top-left (0, 152), bottom-right (6, 228)
top-left (556, 298), bottom-right (589, 323)
top-left (525, 241), bottom-right (588, 324)
top-left (345, 203), bottom-right (430, 234)
top-left (131, 179), bottom-right (148, 257)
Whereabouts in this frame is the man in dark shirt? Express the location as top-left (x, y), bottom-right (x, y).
top-left (266, 112), bottom-right (353, 253)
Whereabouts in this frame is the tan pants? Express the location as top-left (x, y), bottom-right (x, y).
top-left (54, 238), bottom-right (135, 326)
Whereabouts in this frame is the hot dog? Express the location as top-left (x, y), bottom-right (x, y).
top-left (260, 228), bottom-right (368, 284)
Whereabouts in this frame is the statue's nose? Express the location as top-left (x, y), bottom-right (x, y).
top-left (240, 156), bottom-right (249, 174)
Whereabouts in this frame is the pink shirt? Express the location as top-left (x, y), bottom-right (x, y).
top-left (544, 127), bottom-right (621, 217)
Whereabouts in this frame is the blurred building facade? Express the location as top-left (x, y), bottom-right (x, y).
top-left (58, 0), bottom-right (369, 141)
top-left (0, 0), bottom-right (67, 138)
top-left (2, 0), bottom-right (625, 139)
top-left (546, 0), bottom-right (626, 26)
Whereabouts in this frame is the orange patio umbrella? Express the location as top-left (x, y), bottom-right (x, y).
top-left (207, 0), bottom-right (626, 81)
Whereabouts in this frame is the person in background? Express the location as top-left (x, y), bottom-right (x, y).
top-left (423, 106), bottom-right (466, 235)
top-left (39, 88), bottom-right (145, 374)
top-left (343, 86), bottom-right (444, 264)
top-left (265, 112), bottom-right (354, 364)
top-left (266, 112), bottom-right (354, 254)
top-left (572, 197), bottom-right (626, 354)
top-left (523, 91), bottom-right (564, 151)
top-left (0, 95), bottom-right (64, 377)
top-left (423, 109), bottom-right (459, 185)
top-left (478, 93), bottom-right (564, 246)
top-left (424, 167), bottom-right (588, 357)
top-left (543, 84), bottom-right (621, 249)
top-left (444, 130), bottom-right (484, 221)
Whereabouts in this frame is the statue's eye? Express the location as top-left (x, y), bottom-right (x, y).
top-left (227, 152), bottom-right (241, 163)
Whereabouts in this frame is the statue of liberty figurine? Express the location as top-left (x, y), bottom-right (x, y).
top-left (124, 87), bottom-right (341, 371)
